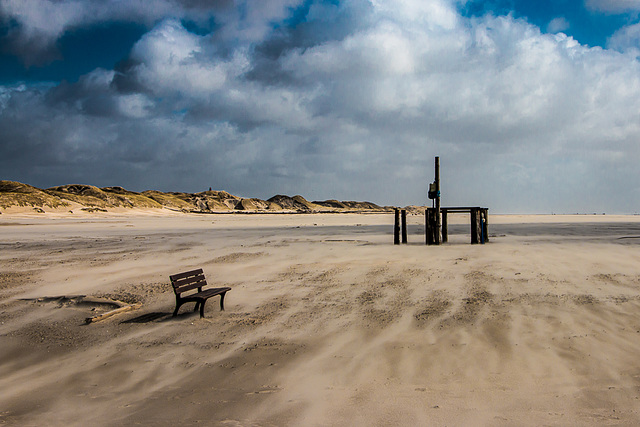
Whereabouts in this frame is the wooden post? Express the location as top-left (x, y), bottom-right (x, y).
top-left (394, 208), bottom-right (400, 245)
top-left (482, 208), bottom-right (489, 243)
top-left (480, 209), bottom-right (485, 244)
top-left (426, 208), bottom-right (436, 245)
top-left (441, 210), bottom-right (448, 243)
top-left (434, 157), bottom-right (441, 245)
top-left (470, 208), bottom-right (478, 244)
top-left (425, 209), bottom-right (430, 245)
top-left (401, 209), bottom-right (407, 244)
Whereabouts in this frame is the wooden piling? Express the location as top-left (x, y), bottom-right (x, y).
top-left (441, 210), bottom-right (448, 243)
top-left (394, 208), bottom-right (400, 245)
top-left (426, 208), bottom-right (437, 245)
top-left (482, 208), bottom-right (489, 243)
top-left (434, 157), bottom-right (441, 245)
top-left (470, 208), bottom-right (483, 244)
top-left (401, 209), bottom-right (407, 244)
top-left (425, 209), bottom-right (430, 245)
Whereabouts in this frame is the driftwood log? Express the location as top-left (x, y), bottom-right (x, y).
top-left (85, 299), bottom-right (142, 324)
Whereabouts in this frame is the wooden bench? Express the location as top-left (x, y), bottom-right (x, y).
top-left (170, 268), bottom-right (231, 318)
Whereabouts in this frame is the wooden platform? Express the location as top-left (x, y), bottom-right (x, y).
top-left (426, 207), bottom-right (488, 245)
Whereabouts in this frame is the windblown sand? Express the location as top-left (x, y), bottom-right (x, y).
top-left (1, 211), bottom-right (640, 425)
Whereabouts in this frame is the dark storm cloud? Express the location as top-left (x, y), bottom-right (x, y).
top-left (0, 0), bottom-right (289, 65)
top-left (0, 23), bottom-right (61, 66)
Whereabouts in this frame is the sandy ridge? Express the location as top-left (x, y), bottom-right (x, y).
top-left (0, 180), bottom-right (392, 215)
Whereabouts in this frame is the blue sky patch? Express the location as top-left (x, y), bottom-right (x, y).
top-left (0, 22), bottom-right (146, 84)
top-left (459, 0), bottom-right (635, 47)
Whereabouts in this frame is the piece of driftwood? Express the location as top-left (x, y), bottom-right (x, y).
top-left (84, 298), bottom-right (142, 324)
top-left (19, 295), bottom-right (142, 324)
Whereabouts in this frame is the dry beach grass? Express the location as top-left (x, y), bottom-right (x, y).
top-left (1, 210), bottom-right (640, 425)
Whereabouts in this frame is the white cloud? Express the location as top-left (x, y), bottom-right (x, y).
top-left (370, 0), bottom-right (460, 30)
top-left (125, 20), bottom-right (235, 97)
top-left (217, 0), bottom-right (304, 42)
top-left (117, 94), bottom-right (153, 118)
top-left (547, 17), bottom-right (570, 33)
top-left (608, 22), bottom-right (640, 54)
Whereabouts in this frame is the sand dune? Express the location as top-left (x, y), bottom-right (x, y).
top-left (1, 212), bottom-right (640, 425)
top-left (0, 180), bottom-right (389, 214)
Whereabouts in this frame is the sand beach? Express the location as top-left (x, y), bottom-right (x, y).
top-left (1, 210), bottom-right (640, 425)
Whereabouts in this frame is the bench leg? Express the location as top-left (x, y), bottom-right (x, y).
top-left (173, 301), bottom-right (183, 317)
top-left (220, 292), bottom-right (227, 311)
top-left (199, 299), bottom-right (207, 318)
top-left (194, 301), bottom-right (201, 313)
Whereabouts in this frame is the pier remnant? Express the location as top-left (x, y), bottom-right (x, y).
top-left (394, 208), bottom-right (408, 245)
top-left (435, 207), bottom-right (489, 244)
top-left (425, 157), bottom-right (489, 245)
top-left (392, 157), bottom-right (489, 245)
top-left (394, 208), bottom-right (400, 245)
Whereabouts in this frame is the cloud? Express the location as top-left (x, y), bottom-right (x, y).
top-left (547, 17), bottom-right (570, 34)
top-left (0, 0), bottom-right (171, 65)
top-left (0, 0), bottom-right (296, 65)
top-left (585, 0), bottom-right (640, 13)
top-left (2, 0), bottom-right (640, 212)
top-left (608, 21), bottom-right (640, 54)
top-left (116, 20), bottom-right (236, 97)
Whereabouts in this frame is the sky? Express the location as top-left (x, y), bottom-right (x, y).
top-left (1, 0), bottom-right (640, 213)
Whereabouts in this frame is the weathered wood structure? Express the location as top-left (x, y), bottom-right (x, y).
top-left (426, 206), bottom-right (488, 245)
top-left (393, 156), bottom-right (489, 245)
top-left (394, 208), bottom-right (408, 245)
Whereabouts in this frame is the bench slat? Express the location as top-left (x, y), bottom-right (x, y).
top-left (170, 268), bottom-right (203, 282)
top-left (172, 273), bottom-right (204, 285)
top-left (172, 274), bottom-right (205, 287)
top-left (171, 269), bottom-right (208, 294)
top-left (174, 279), bottom-right (207, 294)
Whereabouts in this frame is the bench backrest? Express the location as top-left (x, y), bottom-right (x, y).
top-left (170, 268), bottom-right (208, 295)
